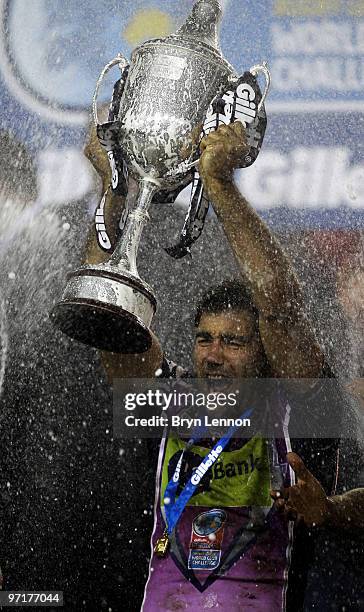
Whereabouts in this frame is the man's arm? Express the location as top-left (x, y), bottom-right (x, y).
top-left (199, 122), bottom-right (324, 378)
top-left (83, 122), bottom-right (125, 265)
top-left (83, 123), bottom-right (163, 382)
top-left (271, 453), bottom-right (364, 530)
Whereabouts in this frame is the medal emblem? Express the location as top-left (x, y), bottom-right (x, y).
top-left (188, 509), bottom-right (226, 571)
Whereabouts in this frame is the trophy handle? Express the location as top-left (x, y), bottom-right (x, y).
top-left (249, 61), bottom-right (271, 112)
top-left (184, 64), bottom-right (271, 172)
top-left (92, 53), bottom-right (129, 127)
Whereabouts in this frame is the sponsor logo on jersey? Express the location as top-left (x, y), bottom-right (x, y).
top-left (168, 449), bottom-right (265, 497)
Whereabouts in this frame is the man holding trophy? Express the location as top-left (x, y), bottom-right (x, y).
top-left (83, 114), bottom-right (361, 612)
top-left (52, 1), bottom-right (361, 610)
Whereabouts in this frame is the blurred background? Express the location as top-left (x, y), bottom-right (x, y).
top-left (0, 1), bottom-right (363, 610)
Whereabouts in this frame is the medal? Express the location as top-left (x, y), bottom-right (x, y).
top-left (158, 407), bottom-right (253, 561)
top-left (154, 530), bottom-right (170, 558)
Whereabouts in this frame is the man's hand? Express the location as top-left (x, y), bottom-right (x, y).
top-left (199, 121), bottom-right (249, 186)
top-left (84, 121), bottom-right (111, 190)
top-left (272, 453), bottom-right (364, 531)
top-left (271, 452), bottom-right (331, 527)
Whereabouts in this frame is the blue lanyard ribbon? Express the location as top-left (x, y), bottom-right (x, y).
top-left (164, 408), bottom-right (253, 535)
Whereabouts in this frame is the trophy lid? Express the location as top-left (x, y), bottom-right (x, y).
top-left (173, 0), bottom-right (222, 51)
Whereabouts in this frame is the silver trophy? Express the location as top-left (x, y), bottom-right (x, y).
top-left (51, 0), bottom-right (271, 353)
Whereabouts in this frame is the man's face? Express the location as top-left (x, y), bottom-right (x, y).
top-left (193, 310), bottom-right (266, 379)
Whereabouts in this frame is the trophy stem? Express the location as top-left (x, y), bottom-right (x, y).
top-left (109, 178), bottom-right (157, 276)
top-left (50, 178), bottom-right (159, 354)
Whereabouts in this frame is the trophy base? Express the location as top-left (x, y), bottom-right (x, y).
top-left (50, 267), bottom-right (157, 354)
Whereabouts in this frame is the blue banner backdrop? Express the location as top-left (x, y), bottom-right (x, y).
top-left (0, 0), bottom-right (363, 227)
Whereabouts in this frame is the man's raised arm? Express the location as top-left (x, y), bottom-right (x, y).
top-left (198, 122), bottom-right (324, 378)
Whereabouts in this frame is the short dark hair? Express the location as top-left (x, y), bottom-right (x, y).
top-left (194, 280), bottom-right (258, 327)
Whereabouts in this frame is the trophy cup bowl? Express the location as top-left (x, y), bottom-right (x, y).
top-left (51, 0), bottom-right (270, 354)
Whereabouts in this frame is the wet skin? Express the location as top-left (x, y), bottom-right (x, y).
top-left (193, 310), bottom-right (267, 380)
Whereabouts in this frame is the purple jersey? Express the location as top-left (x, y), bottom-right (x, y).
top-left (142, 394), bottom-right (297, 611)
top-left (142, 361), bottom-right (341, 611)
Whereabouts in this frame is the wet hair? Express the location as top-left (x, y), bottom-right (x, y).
top-left (194, 280), bottom-right (259, 327)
